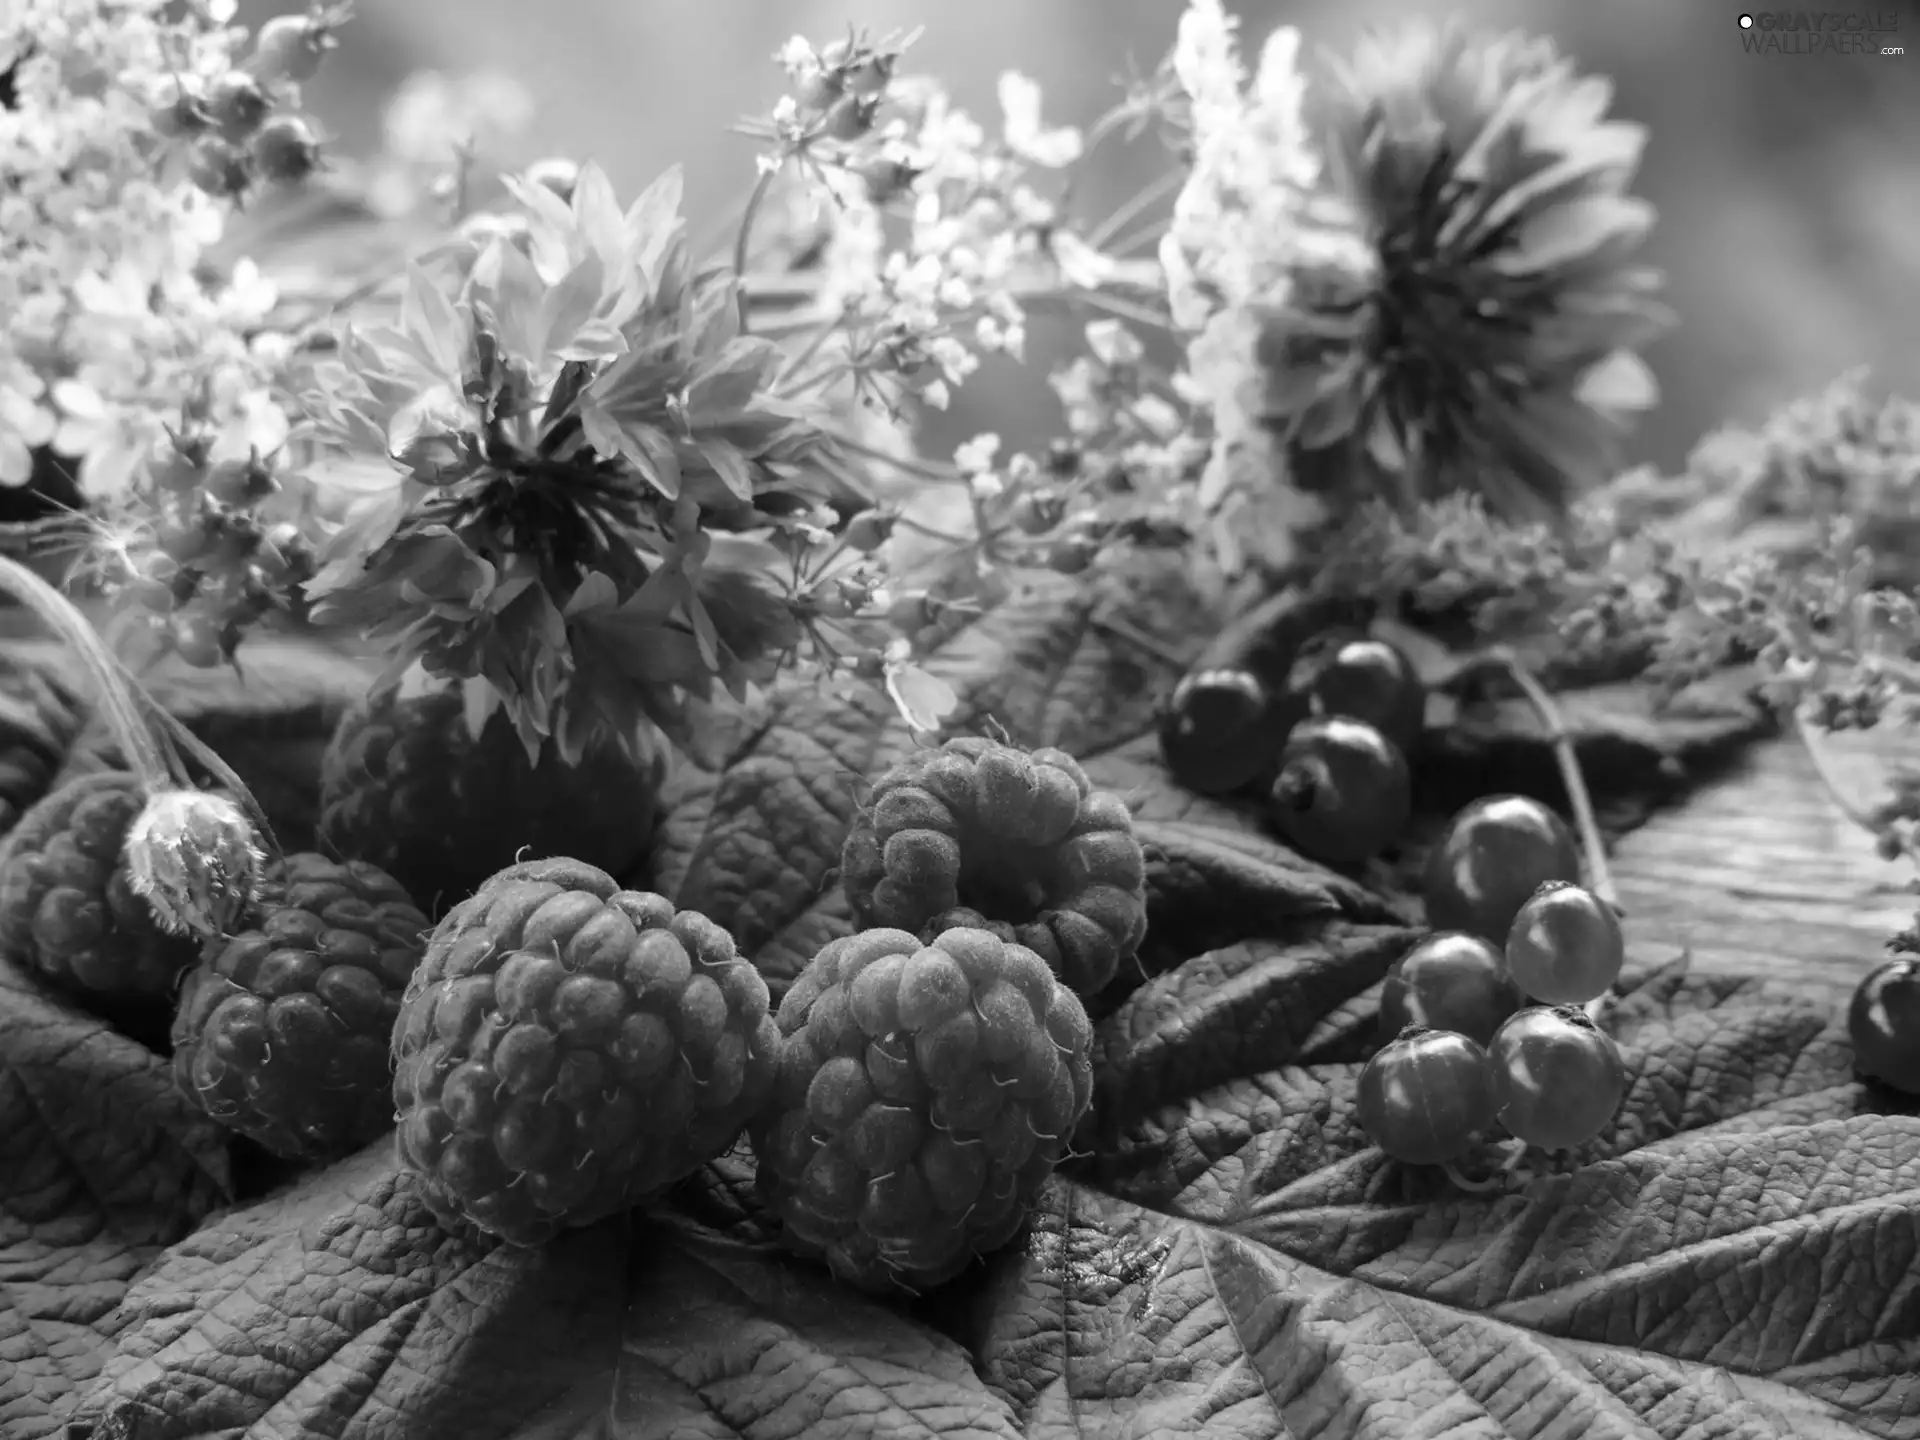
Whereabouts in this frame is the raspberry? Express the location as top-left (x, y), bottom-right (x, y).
top-left (750, 926), bottom-right (1094, 1294)
top-left (840, 737), bottom-right (1148, 996)
top-left (391, 858), bottom-right (779, 1246)
top-left (171, 854), bottom-right (429, 1160)
top-left (0, 773), bottom-right (200, 1005)
top-left (319, 687), bottom-right (667, 918)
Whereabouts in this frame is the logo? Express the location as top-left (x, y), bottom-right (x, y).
top-left (1738, 11), bottom-right (1904, 55)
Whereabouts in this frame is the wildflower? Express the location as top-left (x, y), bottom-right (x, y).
top-left (296, 164), bottom-right (843, 764)
top-left (0, 0), bottom-right (292, 499)
top-left (1265, 22), bottom-right (1673, 523)
top-left (1157, 0), bottom-right (1369, 573)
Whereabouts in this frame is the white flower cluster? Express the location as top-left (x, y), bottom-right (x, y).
top-left (0, 0), bottom-right (289, 495)
top-left (1159, 0), bottom-right (1372, 568)
top-left (773, 38), bottom-right (1109, 412)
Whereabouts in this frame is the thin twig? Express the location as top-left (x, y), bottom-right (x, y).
top-left (1086, 167), bottom-right (1183, 251)
top-left (825, 431), bottom-right (966, 484)
top-left (732, 168), bottom-right (777, 333)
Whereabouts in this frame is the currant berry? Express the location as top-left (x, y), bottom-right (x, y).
top-left (1423, 795), bottom-right (1581, 943)
top-left (1269, 716), bottom-right (1410, 866)
top-left (1505, 881), bottom-right (1624, 1005)
top-left (1157, 668), bottom-right (1277, 797)
top-left (1379, 931), bottom-right (1522, 1048)
top-left (1848, 958), bottom-right (1920, 1095)
top-left (1357, 1026), bottom-right (1497, 1166)
top-left (1488, 1006), bottom-right (1628, 1151)
top-left (1296, 635), bottom-right (1426, 757)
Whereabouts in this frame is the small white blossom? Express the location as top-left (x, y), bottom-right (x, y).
top-left (953, 433), bottom-right (1003, 474)
top-left (998, 71), bottom-right (1082, 168)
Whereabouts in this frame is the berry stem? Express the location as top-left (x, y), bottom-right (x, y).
top-left (1461, 645), bottom-right (1616, 1022)
top-left (1466, 646), bottom-right (1616, 911)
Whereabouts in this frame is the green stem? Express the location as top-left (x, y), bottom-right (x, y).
top-left (825, 430), bottom-right (967, 484)
top-left (732, 168), bottom-right (777, 334)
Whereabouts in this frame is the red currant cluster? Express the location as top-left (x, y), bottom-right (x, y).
top-left (98, 432), bottom-right (315, 667)
top-left (1156, 608), bottom-right (1425, 866)
top-left (1156, 608), bottom-right (1636, 1168)
top-left (153, 5), bottom-right (346, 198)
top-left (1362, 858), bottom-right (1631, 1167)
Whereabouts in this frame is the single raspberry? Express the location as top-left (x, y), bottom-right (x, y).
top-left (171, 854), bottom-right (429, 1160)
top-left (840, 737), bottom-right (1148, 996)
top-left (750, 925), bottom-right (1094, 1294)
top-left (0, 772), bottom-right (201, 1005)
top-left (391, 858), bottom-right (779, 1247)
top-left (319, 687), bottom-right (667, 918)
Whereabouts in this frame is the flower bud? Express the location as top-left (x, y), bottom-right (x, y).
top-left (206, 71), bottom-right (273, 142)
top-left (123, 789), bottom-right (265, 939)
top-left (523, 156), bottom-right (580, 202)
top-left (187, 137), bottom-right (253, 199)
top-left (820, 95), bottom-right (880, 142)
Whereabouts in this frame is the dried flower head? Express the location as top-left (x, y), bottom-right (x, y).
top-left (122, 788), bottom-right (266, 939)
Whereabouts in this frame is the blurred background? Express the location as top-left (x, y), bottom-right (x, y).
top-left (243, 0), bottom-right (1920, 473)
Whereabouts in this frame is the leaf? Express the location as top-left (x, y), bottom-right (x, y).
top-left (67, 1146), bottom-right (629, 1440)
top-left (623, 166), bottom-right (685, 289)
top-left (609, 1211), bottom-right (1022, 1439)
top-left (0, 957), bottom-right (231, 1440)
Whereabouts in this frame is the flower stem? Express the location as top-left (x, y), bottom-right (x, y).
top-left (0, 555), bottom-right (170, 793)
top-left (732, 168), bottom-right (777, 334)
top-left (825, 431), bottom-right (966, 484)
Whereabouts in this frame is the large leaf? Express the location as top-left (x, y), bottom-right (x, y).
top-left (0, 958), bottom-right (232, 1439)
top-left (17, 568), bottom-right (1893, 1440)
top-left (66, 1146), bottom-right (629, 1439)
